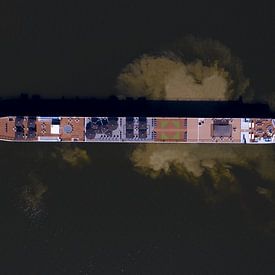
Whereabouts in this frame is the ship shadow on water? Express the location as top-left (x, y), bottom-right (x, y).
top-left (0, 94), bottom-right (273, 118)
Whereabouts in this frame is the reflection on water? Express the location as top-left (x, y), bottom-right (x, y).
top-left (20, 172), bottom-right (48, 220)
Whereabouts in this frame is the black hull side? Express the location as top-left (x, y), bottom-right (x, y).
top-left (0, 95), bottom-right (273, 118)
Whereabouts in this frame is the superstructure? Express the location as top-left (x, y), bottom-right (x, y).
top-left (1, 116), bottom-right (275, 144)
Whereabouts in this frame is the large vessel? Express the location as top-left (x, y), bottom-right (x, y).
top-left (1, 116), bottom-right (275, 144)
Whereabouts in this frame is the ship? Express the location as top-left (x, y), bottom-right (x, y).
top-left (1, 116), bottom-right (275, 144)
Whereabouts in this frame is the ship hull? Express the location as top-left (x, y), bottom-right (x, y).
top-left (1, 116), bottom-right (274, 144)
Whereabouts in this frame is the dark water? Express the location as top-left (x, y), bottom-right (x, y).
top-left (1, 143), bottom-right (275, 274)
top-left (0, 1), bottom-right (274, 98)
top-left (0, 1), bottom-right (275, 274)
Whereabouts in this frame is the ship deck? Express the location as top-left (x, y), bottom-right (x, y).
top-left (0, 116), bottom-right (274, 144)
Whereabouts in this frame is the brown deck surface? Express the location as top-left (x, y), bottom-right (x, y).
top-left (0, 117), bottom-right (16, 140)
top-left (36, 120), bottom-right (55, 138)
top-left (187, 118), bottom-right (241, 143)
top-left (186, 118), bottom-right (198, 141)
top-left (60, 117), bottom-right (85, 141)
top-left (36, 117), bottom-right (85, 141)
top-left (0, 116), bottom-right (86, 141)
